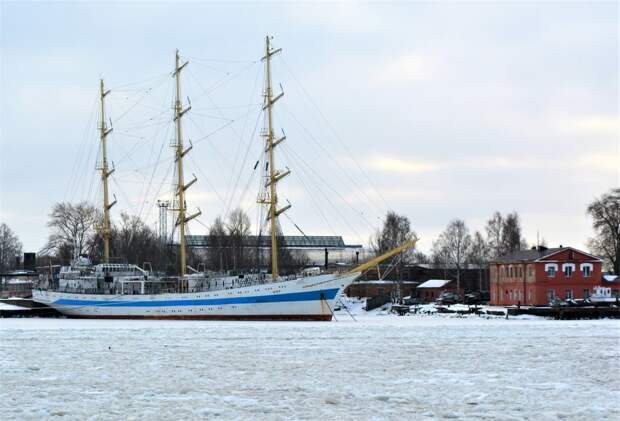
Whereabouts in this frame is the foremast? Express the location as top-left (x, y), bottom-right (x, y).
top-left (172, 50), bottom-right (201, 289)
top-left (98, 79), bottom-right (116, 263)
top-left (260, 36), bottom-right (290, 281)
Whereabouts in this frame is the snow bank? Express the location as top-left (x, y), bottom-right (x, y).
top-left (0, 302), bottom-right (28, 311)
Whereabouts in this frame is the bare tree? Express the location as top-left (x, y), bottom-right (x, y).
top-left (273, 224), bottom-right (297, 275)
top-left (433, 219), bottom-right (472, 295)
top-left (501, 212), bottom-right (524, 255)
top-left (486, 211), bottom-right (503, 258)
top-left (587, 188), bottom-right (620, 274)
top-left (227, 208), bottom-right (252, 270)
top-left (486, 211), bottom-right (525, 257)
top-left (112, 213), bottom-right (162, 268)
top-left (208, 216), bottom-right (227, 271)
top-left (0, 223), bottom-right (22, 272)
top-left (371, 211), bottom-right (416, 261)
top-left (42, 202), bottom-right (101, 262)
top-left (468, 230), bottom-right (489, 291)
top-left (412, 250), bottom-right (430, 264)
top-left (370, 211), bottom-right (416, 302)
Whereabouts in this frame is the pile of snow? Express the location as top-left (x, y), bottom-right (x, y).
top-left (335, 296), bottom-right (515, 319)
top-left (0, 302), bottom-right (28, 311)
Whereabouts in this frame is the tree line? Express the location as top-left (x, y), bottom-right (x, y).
top-left (0, 187), bottom-right (618, 275)
top-left (14, 201), bottom-right (306, 274)
top-left (369, 187), bottom-right (620, 284)
top-left (370, 210), bottom-right (528, 290)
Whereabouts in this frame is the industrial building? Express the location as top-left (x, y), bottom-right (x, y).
top-left (186, 235), bottom-right (366, 266)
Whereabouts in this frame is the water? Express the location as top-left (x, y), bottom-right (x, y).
top-left (1, 316), bottom-right (619, 420)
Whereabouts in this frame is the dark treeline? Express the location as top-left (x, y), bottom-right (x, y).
top-left (38, 201), bottom-right (175, 272)
top-left (2, 187), bottom-right (618, 275)
top-left (428, 211), bottom-right (528, 292)
top-left (36, 202), bottom-right (308, 274)
top-left (369, 209), bottom-right (527, 291)
top-left (207, 209), bottom-right (309, 274)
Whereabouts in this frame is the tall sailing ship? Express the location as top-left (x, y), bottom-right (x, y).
top-left (32, 37), bottom-right (416, 320)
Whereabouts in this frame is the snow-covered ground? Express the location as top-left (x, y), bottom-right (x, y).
top-left (334, 297), bottom-right (511, 319)
top-left (0, 302), bottom-right (28, 311)
top-left (1, 314), bottom-right (619, 420)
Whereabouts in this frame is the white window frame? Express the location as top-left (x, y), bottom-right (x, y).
top-left (562, 263), bottom-right (575, 277)
top-left (580, 263), bottom-right (593, 277)
top-left (545, 263), bottom-right (558, 277)
top-left (565, 289), bottom-right (573, 300)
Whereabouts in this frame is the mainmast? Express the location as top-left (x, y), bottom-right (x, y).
top-left (260, 36), bottom-right (290, 281)
top-left (172, 50), bottom-right (200, 287)
top-left (98, 79), bottom-right (116, 263)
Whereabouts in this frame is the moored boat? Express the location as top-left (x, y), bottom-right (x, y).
top-left (33, 37), bottom-right (417, 320)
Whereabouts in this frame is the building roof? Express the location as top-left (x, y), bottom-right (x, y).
top-left (491, 247), bottom-right (602, 263)
top-left (185, 235), bottom-right (362, 249)
top-left (417, 279), bottom-right (452, 289)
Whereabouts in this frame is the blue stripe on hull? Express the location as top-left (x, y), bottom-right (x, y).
top-left (54, 287), bottom-right (340, 307)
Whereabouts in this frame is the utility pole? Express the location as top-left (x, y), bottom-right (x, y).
top-left (98, 79), bottom-right (116, 263)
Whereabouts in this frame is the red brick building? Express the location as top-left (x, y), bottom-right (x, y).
top-left (489, 246), bottom-right (603, 306)
top-left (416, 279), bottom-right (458, 303)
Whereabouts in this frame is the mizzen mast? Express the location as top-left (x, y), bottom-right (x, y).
top-left (172, 49), bottom-right (201, 287)
top-left (260, 36), bottom-right (291, 281)
top-left (98, 79), bottom-right (116, 263)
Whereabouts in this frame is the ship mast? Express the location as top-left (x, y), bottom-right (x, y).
top-left (261, 36), bottom-right (290, 281)
top-left (98, 79), bottom-right (116, 263)
top-left (172, 49), bottom-right (200, 288)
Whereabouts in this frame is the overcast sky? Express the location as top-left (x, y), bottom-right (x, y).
top-left (1, 1), bottom-right (618, 255)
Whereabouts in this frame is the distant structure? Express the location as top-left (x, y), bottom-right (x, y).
top-left (355, 264), bottom-right (489, 292)
top-left (185, 235), bottom-right (365, 266)
top-left (489, 246), bottom-right (604, 306)
top-left (157, 200), bottom-right (170, 245)
top-left (416, 279), bottom-right (454, 302)
top-left (0, 252), bottom-right (38, 298)
top-left (345, 264), bottom-right (489, 305)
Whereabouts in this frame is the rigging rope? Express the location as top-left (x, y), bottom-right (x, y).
top-left (280, 56), bottom-right (391, 213)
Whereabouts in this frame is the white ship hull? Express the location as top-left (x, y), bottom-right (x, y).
top-left (32, 272), bottom-right (359, 321)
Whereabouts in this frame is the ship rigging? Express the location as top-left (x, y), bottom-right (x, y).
top-left (32, 37), bottom-right (417, 320)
